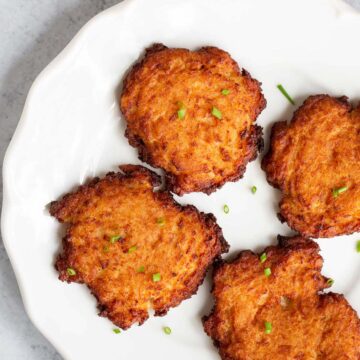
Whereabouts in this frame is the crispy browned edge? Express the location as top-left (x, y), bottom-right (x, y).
top-left (120, 43), bottom-right (266, 196)
top-left (50, 164), bottom-right (229, 326)
top-left (261, 95), bottom-right (358, 238)
top-left (202, 235), bottom-right (346, 360)
top-left (165, 124), bottom-right (264, 196)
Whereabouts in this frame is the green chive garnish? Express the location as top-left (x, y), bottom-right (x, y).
top-left (178, 108), bottom-right (186, 119)
top-left (264, 321), bottom-right (272, 334)
top-left (128, 245), bottom-right (137, 253)
top-left (264, 267), bottom-right (271, 277)
top-left (137, 266), bottom-right (145, 273)
top-left (113, 328), bottom-right (121, 334)
top-left (277, 84), bottom-right (295, 105)
top-left (327, 278), bottom-right (334, 286)
top-left (152, 273), bottom-right (161, 282)
top-left (260, 253), bottom-right (267, 263)
top-left (163, 326), bottom-right (172, 335)
top-left (251, 186), bottom-right (257, 194)
top-left (356, 240), bottom-right (360, 253)
top-left (67, 268), bottom-right (76, 276)
top-left (221, 89), bottom-right (230, 95)
top-left (110, 235), bottom-right (123, 244)
top-left (156, 217), bottom-right (165, 226)
top-left (177, 102), bottom-right (186, 119)
top-left (211, 107), bottom-right (222, 119)
top-left (223, 204), bottom-right (230, 214)
top-left (332, 186), bottom-right (348, 198)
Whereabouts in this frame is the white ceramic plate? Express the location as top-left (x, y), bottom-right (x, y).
top-left (2, 0), bottom-right (360, 359)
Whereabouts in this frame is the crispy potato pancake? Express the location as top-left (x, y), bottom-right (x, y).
top-left (120, 44), bottom-right (266, 195)
top-left (203, 235), bottom-right (360, 360)
top-left (50, 165), bottom-right (227, 329)
top-left (262, 95), bottom-right (360, 238)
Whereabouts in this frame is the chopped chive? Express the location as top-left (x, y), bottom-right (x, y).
top-left (264, 267), bottom-right (271, 277)
top-left (264, 321), bottom-right (272, 334)
top-left (223, 204), bottom-right (230, 214)
top-left (251, 186), bottom-right (257, 194)
top-left (277, 84), bottom-right (295, 105)
top-left (327, 278), bottom-right (334, 286)
top-left (113, 328), bottom-right (121, 334)
top-left (110, 235), bottom-right (123, 244)
top-left (211, 106), bottom-right (222, 119)
top-left (332, 186), bottom-right (348, 198)
top-left (156, 217), bottom-right (165, 226)
top-left (152, 273), bottom-right (161, 282)
top-left (163, 326), bottom-right (172, 335)
top-left (221, 89), bottom-right (230, 95)
top-left (128, 245), bottom-right (137, 253)
top-left (356, 240), bottom-right (360, 253)
top-left (103, 245), bottom-right (110, 253)
top-left (67, 268), bottom-right (76, 276)
top-left (137, 266), bottom-right (145, 273)
top-left (177, 108), bottom-right (186, 119)
top-left (177, 101), bottom-right (186, 119)
top-left (260, 252), bottom-right (267, 263)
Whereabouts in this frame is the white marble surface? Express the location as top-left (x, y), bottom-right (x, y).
top-left (0, 0), bottom-right (358, 359)
top-left (348, 0), bottom-right (360, 8)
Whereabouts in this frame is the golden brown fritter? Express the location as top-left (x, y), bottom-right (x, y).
top-left (203, 235), bottom-right (360, 360)
top-left (262, 95), bottom-right (360, 238)
top-left (50, 165), bottom-right (227, 329)
top-left (120, 44), bottom-right (266, 195)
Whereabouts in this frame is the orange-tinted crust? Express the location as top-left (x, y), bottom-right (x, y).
top-left (120, 44), bottom-right (266, 195)
top-left (203, 235), bottom-right (360, 360)
top-left (262, 95), bottom-right (360, 238)
top-left (50, 165), bottom-right (228, 329)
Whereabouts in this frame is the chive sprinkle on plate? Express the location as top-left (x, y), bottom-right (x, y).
top-left (67, 267), bottom-right (76, 276)
top-left (223, 204), bottom-right (230, 214)
top-left (128, 245), bottom-right (137, 253)
top-left (110, 234), bottom-right (123, 244)
top-left (177, 101), bottom-right (186, 119)
top-left (332, 186), bottom-right (348, 198)
top-left (264, 267), bottom-right (271, 277)
top-left (260, 252), bottom-right (267, 263)
top-left (113, 328), bottom-right (121, 334)
top-left (327, 278), bottom-right (334, 286)
top-left (251, 186), bottom-right (257, 194)
top-left (264, 321), bottom-right (272, 334)
top-left (356, 240), bottom-right (360, 253)
top-left (221, 89), bottom-right (230, 95)
top-left (211, 106), bottom-right (222, 119)
top-left (177, 107), bottom-right (186, 119)
top-left (163, 326), bottom-right (172, 335)
top-left (277, 84), bottom-right (295, 105)
top-left (152, 273), bottom-right (161, 282)
top-left (137, 265), bottom-right (145, 273)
